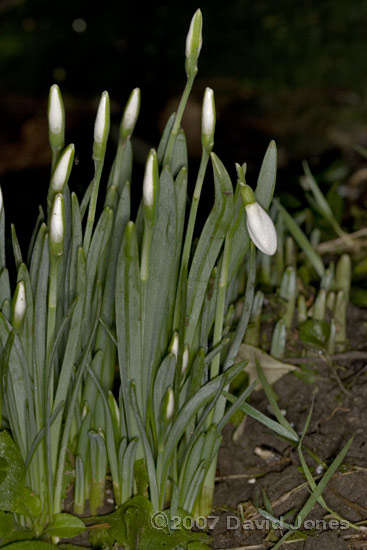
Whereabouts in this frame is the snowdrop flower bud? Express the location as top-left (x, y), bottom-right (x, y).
top-left (169, 332), bottom-right (179, 359)
top-left (143, 149), bottom-right (158, 222)
top-left (51, 144), bottom-right (75, 192)
top-left (0, 186), bottom-right (3, 217)
top-left (185, 9), bottom-right (203, 78)
top-left (240, 183), bottom-right (277, 256)
top-left (165, 387), bottom-right (175, 422)
top-left (48, 84), bottom-right (65, 151)
top-left (201, 87), bottom-right (215, 151)
top-left (50, 193), bottom-right (65, 255)
top-left (181, 344), bottom-right (190, 376)
top-left (13, 280), bottom-right (26, 328)
top-left (120, 88), bottom-right (141, 141)
top-left (93, 91), bottom-right (110, 161)
top-left (48, 84), bottom-right (64, 135)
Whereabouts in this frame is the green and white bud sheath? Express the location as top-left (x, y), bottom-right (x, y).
top-left (141, 149), bottom-right (159, 282)
top-left (201, 87), bottom-right (215, 151)
top-left (181, 344), bottom-right (190, 376)
top-left (93, 91), bottom-right (110, 162)
top-left (169, 332), bottom-right (179, 360)
top-left (49, 194), bottom-right (65, 257)
top-left (48, 143), bottom-right (75, 216)
top-left (48, 84), bottom-right (65, 170)
top-left (163, 10), bottom-right (202, 165)
top-left (83, 91), bottom-right (110, 254)
top-left (47, 194), bottom-right (65, 379)
top-left (165, 387), bottom-right (175, 423)
top-left (240, 183), bottom-right (277, 256)
top-left (51, 144), bottom-right (75, 193)
top-left (176, 88), bottom-right (215, 304)
top-left (119, 87), bottom-right (141, 142)
top-left (185, 9), bottom-right (203, 78)
top-left (12, 280), bottom-right (26, 332)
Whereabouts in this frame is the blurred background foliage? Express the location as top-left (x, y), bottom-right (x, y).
top-left (0, 0), bottom-right (366, 239)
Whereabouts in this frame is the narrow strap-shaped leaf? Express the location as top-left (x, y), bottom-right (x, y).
top-left (169, 129), bottom-right (188, 178)
top-left (158, 363), bottom-right (242, 505)
top-left (179, 432), bottom-right (205, 505)
top-left (130, 383), bottom-right (159, 511)
top-left (275, 199), bottom-right (325, 277)
top-left (11, 225), bottom-right (23, 270)
top-left (29, 223), bottom-right (47, 296)
top-left (142, 167), bottom-right (177, 412)
top-left (120, 438), bottom-right (139, 504)
top-left (255, 140), bottom-right (277, 209)
top-left (157, 112), bottom-right (176, 166)
top-left (153, 354), bottom-right (176, 441)
top-left (115, 222), bottom-right (142, 431)
top-left (185, 153), bottom-right (234, 349)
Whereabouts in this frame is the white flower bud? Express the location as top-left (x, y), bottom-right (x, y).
top-left (48, 84), bottom-right (64, 135)
top-left (14, 281), bottom-right (26, 324)
top-left (143, 149), bottom-right (157, 210)
top-left (170, 332), bottom-right (179, 359)
top-left (166, 387), bottom-right (174, 422)
top-left (245, 202), bottom-right (277, 256)
top-left (181, 344), bottom-right (190, 376)
top-left (94, 91), bottom-right (110, 144)
top-left (0, 186), bottom-right (3, 216)
top-left (51, 144), bottom-right (75, 192)
top-left (185, 9), bottom-right (203, 77)
top-left (201, 87), bottom-right (215, 150)
top-left (121, 88), bottom-right (140, 139)
top-left (50, 194), bottom-right (64, 249)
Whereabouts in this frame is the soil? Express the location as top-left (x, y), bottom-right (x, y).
top-left (211, 304), bottom-right (367, 549)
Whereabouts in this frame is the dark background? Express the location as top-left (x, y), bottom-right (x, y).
top-left (0, 0), bottom-right (366, 247)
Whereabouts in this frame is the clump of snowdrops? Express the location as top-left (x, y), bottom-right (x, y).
top-left (0, 9), bottom-right (354, 550)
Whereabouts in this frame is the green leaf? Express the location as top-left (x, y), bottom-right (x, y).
top-left (0, 510), bottom-right (14, 538)
top-left (3, 543), bottom-right (56, 550)
top-left (13, 487), bottom-right (41, 517)
top-left (299, 319), bottom-right (331, 348)
top-left (275, 200), bottom-right (325, 277)
top-left (44, 512), bottom-right (86, 537)
top-left (185, 153), bottom-right (234, 349)
top-left (0, 431), bottom-right (25, 512)
top-left (255, 140), bottom-right (277, 209)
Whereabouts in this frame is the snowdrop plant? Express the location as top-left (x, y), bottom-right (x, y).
top-left (0, 9), bottom-right (306, 548)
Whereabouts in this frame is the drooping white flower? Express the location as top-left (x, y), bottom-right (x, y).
top-left (245, 202), bottom-right (277, 256)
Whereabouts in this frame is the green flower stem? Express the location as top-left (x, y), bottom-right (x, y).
top-left (46, 255), bottom-right (61, 399)
top-left (163, 74), bottom-right (196, 166)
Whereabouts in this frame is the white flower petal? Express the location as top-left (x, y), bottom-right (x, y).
top-left (245, 202), bottom-right (277, 255)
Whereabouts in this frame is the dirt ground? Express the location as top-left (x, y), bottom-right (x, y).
top-left (211, 305), bottom-right (367, 550)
